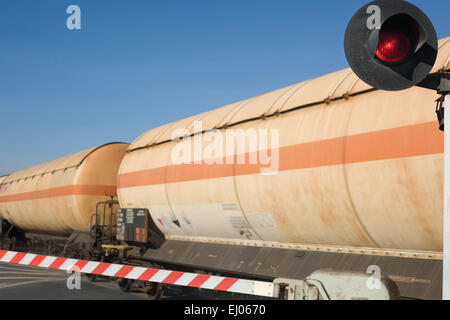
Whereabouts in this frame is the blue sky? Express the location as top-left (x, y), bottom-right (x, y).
top-left (0, 0), bottom-right (449, 175)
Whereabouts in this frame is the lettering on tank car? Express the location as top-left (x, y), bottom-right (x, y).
top-left (180, 213), bottom-right (192, 226)
top-left (116, 210), bottom-right (125, 240)
top-left (227, 215), bottom-right (250, 229)
top-left (117, 208), bottom-right (150, 243)
top-left (389, 275), bottom-right (432, 284)
top-left (158, 214), bottom-right (180, 230)
top-left (222, 203), bottom-right (240, 211)
top-left (126, 209), bottom-right (134, 224)
top-left (135, 228), bottom-right (146, 242)
top-left (247, 212), bottom-right (278, 228)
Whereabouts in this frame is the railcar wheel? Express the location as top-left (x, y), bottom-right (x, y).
top-left (86, 274), bottom-right (97, 282)
top-left (146, 283), bottom-right (163, 300)
top-left (9, 237), bottom-right (16, 251)
top-left (118, 278), bottom-right (133, 292)
top-left (47, 242), bottom-right (54, 255)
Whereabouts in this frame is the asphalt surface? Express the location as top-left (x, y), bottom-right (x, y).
top-left (0, 261), bottom-right (150, 300)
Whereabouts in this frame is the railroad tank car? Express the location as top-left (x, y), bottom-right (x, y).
top-left (118, 37), bottom-right (450, 253)
top-left (0, 143), bottom-right (128, 236)
top-left (0, 176), bottom-right (8, 215)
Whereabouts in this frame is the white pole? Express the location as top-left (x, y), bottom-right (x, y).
top-left (444, 94), bottom-right (450, 300)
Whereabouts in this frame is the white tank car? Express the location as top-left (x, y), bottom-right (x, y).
top-left (118, 37), bottom-right (450, 252)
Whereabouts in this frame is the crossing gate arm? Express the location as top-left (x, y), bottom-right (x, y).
top-left (0, 250), bottom-right (275, 298)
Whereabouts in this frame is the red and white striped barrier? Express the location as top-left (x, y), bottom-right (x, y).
top-left (0, 250), bottom-right (275, 297)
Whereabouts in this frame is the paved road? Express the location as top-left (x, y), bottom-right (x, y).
top-left (0, 262), bottom-right (149, 300)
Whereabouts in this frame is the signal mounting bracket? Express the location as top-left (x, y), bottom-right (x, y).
top-left (438, 74), bottom-right (450, 95)
top-left (417, 72), bottom-right (450, 94)
top-left (432, 73), bottom-right (450, 132)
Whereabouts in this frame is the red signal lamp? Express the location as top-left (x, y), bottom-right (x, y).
top-left (344, 0), bottom-right (438, 91)
top-left (375, 29), bottom-right (412, 64)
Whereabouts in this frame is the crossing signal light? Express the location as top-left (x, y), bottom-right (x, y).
top-left (344, 0), bottom-right (438, 91)
top-left (375, 28), bottom-right (412, 64)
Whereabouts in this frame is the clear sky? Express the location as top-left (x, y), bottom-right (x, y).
top-left (0, 0), bottom-right (449, 175)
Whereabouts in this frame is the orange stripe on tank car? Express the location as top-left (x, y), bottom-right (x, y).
top-left (72, 185), bottom-right (117, 196)
top-left (117, 121), bottom-right (443, 188)
top-left (0, 185), bottom-right (117, 203)
top-left (344, 121), bottom-right (443, 164)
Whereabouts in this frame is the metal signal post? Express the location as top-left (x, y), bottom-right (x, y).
top-left (432, 74), bottom-right (450, 298)
top-left (443, 91), bottom-right (450, 299)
